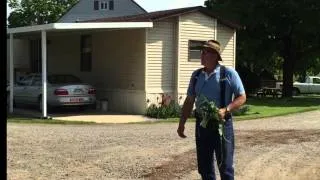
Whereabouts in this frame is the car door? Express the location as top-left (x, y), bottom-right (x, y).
top-left (311, 77), bottom-right (320, 93)
top-left (28, 75), bottom-right (42, 104)
top-left (14, 75), bottom-right (34, 104)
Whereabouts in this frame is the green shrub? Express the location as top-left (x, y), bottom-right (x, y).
top-left (145, 101), bottom-right (181, 119)
top-left (232, 105), bottom-right (250, 116)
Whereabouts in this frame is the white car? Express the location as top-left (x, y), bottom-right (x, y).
top-left (13, 74), bottom-right (96, 110)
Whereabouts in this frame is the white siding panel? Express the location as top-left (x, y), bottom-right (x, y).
top-left (146, 20), bottom-right (176, 91)
top-left (6, 39), bottom-right (30, 80)
top-left (217, 22), bottom-right (235, 68)
top-left (178, 12), bottom-right (216, 92)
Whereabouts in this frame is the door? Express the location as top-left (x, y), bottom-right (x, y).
top-left (28, 75), bottom-right (42, 104)
top-left (14, 75), bottom-right (34, 104)
top-left (311, 77), bottom-right (320, 93)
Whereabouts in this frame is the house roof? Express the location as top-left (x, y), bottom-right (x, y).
top-left (82, 6), bottom-right (242, 29)
top-left (57, 0), bottom-right (147, 23)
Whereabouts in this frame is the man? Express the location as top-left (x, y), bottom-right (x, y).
top-left (177, 40), bottom-right (246, 180)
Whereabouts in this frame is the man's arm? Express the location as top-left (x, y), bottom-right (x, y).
top-left (218, 93), bottom-right (246, 120)
top-left (177, 95), bottom-right (195, 138)
top-left (227, 93), bottom-right (247, 112)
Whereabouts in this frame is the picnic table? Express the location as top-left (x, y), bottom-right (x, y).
top-left (256, 87), bottom-right (282, 98)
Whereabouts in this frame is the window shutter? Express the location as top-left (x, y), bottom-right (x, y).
top-left (94, 1), bottom-right (99, 10)
top-left (109, 0), bottom-right (114, 10)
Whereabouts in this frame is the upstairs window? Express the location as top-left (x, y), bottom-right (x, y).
top-left (109, 0), bottom-right (114, 10)
top-left (101, 1), bottom-right (108, 9)
top-left (188, 40), bottom-right (205, 62)
top-left (94, 0), bottom-right (113, 10)
top-left (94, 0), bottom-right (99, 10)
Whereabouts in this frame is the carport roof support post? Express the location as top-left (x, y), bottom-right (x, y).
top-left (9, 34), bottom-right (14, 113)
top-left (41, 30), bottom-right (48, 118)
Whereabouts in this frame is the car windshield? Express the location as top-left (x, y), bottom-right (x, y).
top-left (48, 75), bottom-right (82, 84)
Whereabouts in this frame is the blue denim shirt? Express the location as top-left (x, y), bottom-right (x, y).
top-left (187, 64), bottom-right (245, 110)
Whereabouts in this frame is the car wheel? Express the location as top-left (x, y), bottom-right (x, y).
top-left (38, 96), bottom-right (43, 112)
top-left (78, 106), bottom-right (86, 112)
top-left (292, 88), bottom-right (300, 96)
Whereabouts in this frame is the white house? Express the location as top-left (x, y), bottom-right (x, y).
top-left (7, 1), bottom-right (241, 116)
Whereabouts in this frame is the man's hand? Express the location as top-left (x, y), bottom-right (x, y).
top-left (218, 108), bottom-right (227, 122)
top-left (177, 123), bottom-right (187, 138)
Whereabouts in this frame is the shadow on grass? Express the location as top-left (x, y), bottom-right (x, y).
top-left (247, 95), bottom-right (320, 107)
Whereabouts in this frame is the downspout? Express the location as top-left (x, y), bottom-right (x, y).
top-left (41, 30), bottom-right (48, 118)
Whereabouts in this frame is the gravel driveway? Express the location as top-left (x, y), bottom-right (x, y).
top-left (7, 110), bottom-right (320, 180)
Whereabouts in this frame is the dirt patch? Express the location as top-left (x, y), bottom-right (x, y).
top-left (141, 149), bottom-right (197, 179)
top-left (141, 129), bottom-right (320, 179)
top-left (236, 129), bottom-right (320, 147)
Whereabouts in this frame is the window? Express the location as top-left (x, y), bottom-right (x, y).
top-left (313, 78), bottom-right (320, 84)
top-left (188, 40), bottom-right (205, 62)
top-left (31, 76), bottom-right (42, 86)
top-left (94, 0), bottom-right (111, 10)
top-left (100, 1), bottom-right (107, 9)
top-left (29, 39), bottom-right (42, 73)
top-left (109, 0), bottom-right (114, 10)
top-left (94, 0), bottom-right (99, 10)
top-left (18, 75), bottom-right (34, 86)
top-left (80, 35), bottom-right (92, 72)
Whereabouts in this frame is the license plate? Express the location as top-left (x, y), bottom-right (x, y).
top-left (70, 98), bottom-right (84, 102)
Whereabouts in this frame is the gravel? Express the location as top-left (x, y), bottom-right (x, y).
top-left (7, 110), bottom-right (320, 180)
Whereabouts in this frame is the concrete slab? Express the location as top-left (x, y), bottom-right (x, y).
top-left (9, 107), bottom-right (154, 124)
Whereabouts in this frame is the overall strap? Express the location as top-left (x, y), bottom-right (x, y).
top-left (192, 68), bottom-right (203, 96)
top-left (220, 65), bottom-right (226, 108)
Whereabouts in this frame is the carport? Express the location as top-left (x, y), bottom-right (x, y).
top-left (7, 22), bottom-right (153, 118)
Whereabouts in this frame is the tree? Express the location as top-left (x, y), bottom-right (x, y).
top-left (205, 0), bottom-right (320, 97)
top-left (8, 0), bottom-right (78, 28)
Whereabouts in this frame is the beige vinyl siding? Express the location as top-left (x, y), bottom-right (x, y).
top-left (177, 12), bottom-right (216, 93)
top-left (93, 29), bottom-right (145, 90)
top-left (93, 29), bottom-right (146, 113)
top-left (146, 19), bottom-right (176, 92)
top-left (217, 22), bottom-right (235, 68)
top-left (6, 39), bottom-right (30, 80)
top-left (47, 29), bottom-right (146, 114)
top-left (47, 29), bottom-right (145, 90)
top-left (47, 34), bottom-right (80, 76)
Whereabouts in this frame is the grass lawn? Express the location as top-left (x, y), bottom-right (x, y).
top-left (234, 95), bottom-right (320, 120)
top-left (7, 95), bottom-right (320, 124)
top-left (161, 95), bottom-right (320, 123)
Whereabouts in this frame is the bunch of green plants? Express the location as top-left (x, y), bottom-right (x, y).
top-left (197, 94), bottom-right (221, 130)
top-left (145, 101), bottom-right (181, 119)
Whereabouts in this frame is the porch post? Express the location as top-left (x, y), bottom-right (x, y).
top-left (41, 30), bottom-right (48, 118)
top-left (9, 33), bottom-right (14, 113)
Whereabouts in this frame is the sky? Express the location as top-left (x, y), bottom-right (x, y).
top-left (7, 0), bottom-right (206, 18)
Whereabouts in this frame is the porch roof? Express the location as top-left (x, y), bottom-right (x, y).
top-left (7, 22), bottom-right (153, 34)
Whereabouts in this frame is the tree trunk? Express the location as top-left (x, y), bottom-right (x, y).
top-left (282, 37), bottom-right (295, 97)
